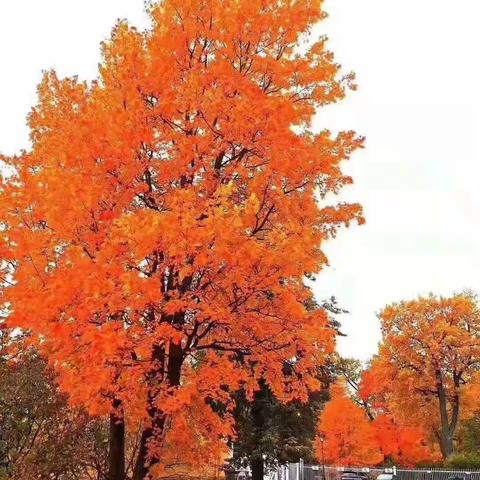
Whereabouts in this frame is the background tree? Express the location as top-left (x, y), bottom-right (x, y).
top-left (230, 370), bottom-right (330, 480)
top-left (372, 414), bottom-right (436, 467)
top-left (336, 356), bottom-right (374, 420)
top-left (361, 293), bottom-right (480, 459)
top-left (315, 383), bottom-right (383, 467)
top-left (0, 336), bottom-right (109, 479)
top-left (0, 0), bottom-right (362, 477)
top-left (334, 356), bottom-right (437, 467)
top-left (457, 411), bottom-right (480, 456)
top-left (229, 300), bottom-right (345, 479)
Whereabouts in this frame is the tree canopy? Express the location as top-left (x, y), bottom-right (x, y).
top-left (315, 383), bottom-right (383, 467)
top-left (361, 293), bottom-right (480, 459)
top-left (0, 0), bottom-right (362, 477)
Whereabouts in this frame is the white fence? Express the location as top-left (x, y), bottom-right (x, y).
top-left (266, 465), bottom-right (480, 480)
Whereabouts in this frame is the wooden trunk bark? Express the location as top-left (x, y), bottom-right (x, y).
top-left (132, 340), bottom-right (183, 480)
top-left (436, 370), bottom-right (458, 459)
top-left (251, 457), bottom-right (265, 480)
top-left (250, 386), bottom-right (266, 480)
top-left (108, 400), bottom-right (125, 480)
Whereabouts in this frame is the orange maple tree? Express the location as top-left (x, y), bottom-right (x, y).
top-left (361, 293), bottom-right (480, 460)
top-left (315, 383), bottom-right (383, 467)
top-left (0, 0), bottom-right (363, 478)
top-left (337, 357), bottom-right (436, 467)
top-left (372, 414), bottom-right (436, 466)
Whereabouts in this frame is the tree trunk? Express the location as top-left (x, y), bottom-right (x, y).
top-left (251, 457), bottom-right (265, 480)
top-left (109, 400), bottom-right (125, 480)
top-left (436, 371), bottom-right (455, 459)
top-left (132, 416), bottom-right (166, 480)
top-left (133, 339), bottom-right (183, 480)
top-left (250, 385), bottom-right (266, 480)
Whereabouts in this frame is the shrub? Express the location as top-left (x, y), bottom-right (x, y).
top-left (445, 453), bottom-right (480, 469)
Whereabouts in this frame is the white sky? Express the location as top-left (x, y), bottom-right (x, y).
top-left (1, 1), bottom-right (480, 361)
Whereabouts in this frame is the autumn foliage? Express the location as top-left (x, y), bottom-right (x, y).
top-left (316, 359), bottom-right (439, 467)
top-left (0, 0), bottom-right (362, 477)
top-left (372, 414), bottom-right (435, 467)
top-left (361, 293), bottom-right (480, 460)
top-left (315, 383), bottom-right (382, 467)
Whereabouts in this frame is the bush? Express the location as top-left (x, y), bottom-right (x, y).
top-left (445, 453), bottom-right (480, 469)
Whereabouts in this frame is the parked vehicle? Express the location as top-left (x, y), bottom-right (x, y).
top-left (341, 470), bottom-right (370, 480)
top-left (377, 474), bottom-right (397, 480)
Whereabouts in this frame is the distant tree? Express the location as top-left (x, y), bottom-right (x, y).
top-left (230, 373), bottom-right (329, 480)
top-left (361, 293), bottom-right (480, 459)
top-left (0, 348), bottom-right (109, 479)
top-left (315, 383), bottom-right (383, 467)
top-left (457, 411), bottom-right (480, 455)
top-left (334, 357), bottom-right (436, 467)
top-left (372, 414), bottom-right (436, 467)
top-left (335, 356), bottom-right (374, 420)
top-left (230, 300), bottom-right (345, 479)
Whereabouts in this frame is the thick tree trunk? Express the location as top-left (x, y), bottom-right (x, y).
top-left (440, 435), bottom-right (454, 460)
top-left (436, 371), bottom-right (457, 459)
top-left (251, 457), bottom-right (265, 480)
top-left (133, 339), bottom-right (184, 480)
top-left (250, 385), bottom-right (266, 480)
top-left (108, 401), bottom-right (126, 480)
top-left (132, 416), bottom-right (167, 480)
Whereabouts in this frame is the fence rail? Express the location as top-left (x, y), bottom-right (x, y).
top-left (223, 465), bottom-right (480, 480)
top-left (267, 465), bottom-right (480, 480)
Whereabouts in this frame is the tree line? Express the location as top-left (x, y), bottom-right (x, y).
top-left (318, 292), bottom-right (480, 469)
top-left (4, 289), bottom-right (480, 479)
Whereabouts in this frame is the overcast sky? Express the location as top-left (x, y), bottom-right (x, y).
top-left (1, 1), bottom-right (479, 361)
